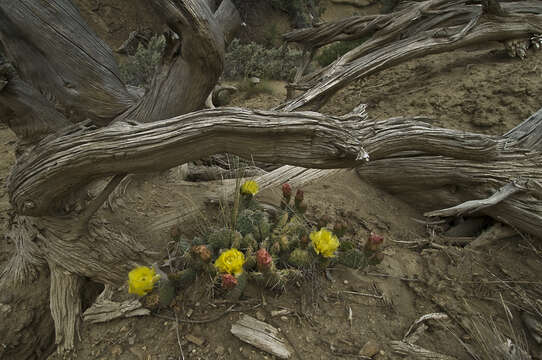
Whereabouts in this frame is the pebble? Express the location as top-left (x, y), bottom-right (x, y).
top-left (0, 303), bottom-right (11, 313)
top-left (359, 340), bottom-right (380, 358)
top-left (111, 345), bottom-right (123, 356)
top-left (215, 345), bottom-right (225, 355)
top-left (255, 309), bottom-right (266, 321)
top-left (185, 334), bottom-right (205, 346)
top-left (280, 316), bottom-right (288, 322)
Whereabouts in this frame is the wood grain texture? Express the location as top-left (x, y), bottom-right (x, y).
top-left (49, 262), bottom-right (84, 354)
top-left (0, 0), bottom-right (135, 124)
top-left (115, 0), bottom-right (238, 123)
top-left (0, 65), bottom-right (70, 144)
top-left (231, 314), bottom-right (292, 359)
top-left (9, 107), bottom-right (369, 215)
top-left (279, 0), bottom-right (542, 111)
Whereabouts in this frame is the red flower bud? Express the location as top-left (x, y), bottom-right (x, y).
top-left (366, 233), bottom-right (384, 252)
top-left (256, 248), bottom-right (272, 271)
top-left (221, 274), bottom-right (238, 290)
top-left (369, 233), bottom-right (384, 245)
top-left (295, 189), bottom-right (304, 202)
top-left (282, 183), bottom-right (292, 198)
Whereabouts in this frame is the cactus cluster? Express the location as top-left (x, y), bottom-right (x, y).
top-left (129, 180), bottom-right (386, 305)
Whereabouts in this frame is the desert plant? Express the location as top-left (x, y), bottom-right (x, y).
top-left (119, 35), bottom-right (166, 87)
top-left (134, 179), bottom-right (385, 304)
top-left (224, 39), bottom-right (302, 81)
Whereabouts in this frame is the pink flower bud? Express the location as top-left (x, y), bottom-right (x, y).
top-left (256, 248), bottom-right (272, 271)
top-left (295, 189), bottom-right (304, 202)
top-left (221, 274), bottom-right (238, 290)
top-left (366, 233), bottom-right (384, 252)
top-left (282, 183), bottom-right (292, 198)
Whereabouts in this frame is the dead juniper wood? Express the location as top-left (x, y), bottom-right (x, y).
top-left (280, 0), bottom-right (542, 111)
top-left (1, 0), bottom-right (542, 358)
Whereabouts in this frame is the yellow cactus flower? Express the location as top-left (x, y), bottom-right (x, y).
top-left (240, 180), bottom-right (259, 196)
top-left (310, 228), bottom-right (340, 258)
top-left (214, 248), bottom-right (245, 276)
top-left (128, 266), bottom-right (160, 296)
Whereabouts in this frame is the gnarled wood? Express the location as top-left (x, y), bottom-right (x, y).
top-left (279, 0), bottom-right (542, 111)
top-left (9, 107), bottom-right (369, 216)
top-left (356, 106), bottom-right (542, 238)
top-left (0, 64), bottom-right (70, 145)
top-left (390, 341), bottom-right (458, 360)
top-left (115, 0), bottom-right (236, 123)
top-left (0, 0), bottom-right (135, 124)
top-left (49, 262), bottom-right (83, 355)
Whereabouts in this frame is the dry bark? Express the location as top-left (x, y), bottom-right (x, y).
top-left (280, 0), bottom-right (542, 111)
top-left (390, 341), bottom-right (458, 360)
top-left (0, 0), bottom-right (135, 124)
top-left (8, 107), bottom-right (367, 216)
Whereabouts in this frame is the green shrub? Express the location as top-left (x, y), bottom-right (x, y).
top-left (118, 35), bottom-right (165, 87)
top-left (224, 39), bottom-right (302, 81)
top-left (269, 0), bottom-right (322, 28)
top-left (315, 38), bottom-right (368, 67)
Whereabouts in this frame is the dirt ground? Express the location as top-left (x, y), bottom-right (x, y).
top-left (2, 2), bottom-right (542, 360)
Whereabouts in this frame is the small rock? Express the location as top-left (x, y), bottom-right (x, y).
top-left (129, 347), bottom-right (145, 360)
top-left (359, 340), bottom-right (380, 358)
top-left (128, 335), bottom-right (136, 345)
top-left (185, 334), bottom-right (205, 346)
top-left (111, 345), bottom-right (123, 356)
top-left (271, 309), bottom-right (291, 317)
top-left (0, 303), bottom-right (11, 313)
top-left (215, 345), bottom-right (225, 355)
top-left (280, 316), bottom-right (288, 321)
top-left (255, 310), bottom-right (266, 321)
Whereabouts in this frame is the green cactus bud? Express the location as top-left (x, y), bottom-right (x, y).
top-left (242, 233), bottom-right (258, 249)
top-left (288, 248), bottom-right (312, 268)
top-left (277, 212), bottom-right (289, 229)
top-left (207, 228), bottom-right (236, 251)
top-left (244, 247), bottom-right (257, 271)
top-left (338, 249), bottom-right (369, 269)
top-left (270, 241), bottom-right (281, 255)
top-left (226, 272), bottom-right (248, 301)
top-left (168, 268), bottom-right (197, 289)
top-left (231, 231), bottom-right (243, 249)
top-left (236, 209), bottom-right (260, 236)
top-left (279, 235), bottom-right (290, 252)
top-left (257, 218), bottom-right (271, 241)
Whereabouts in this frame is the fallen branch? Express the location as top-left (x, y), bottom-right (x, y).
top-left (279, 0), bottom-right (542, 111)
top-left (231, 314), bottom-right (292, 359)
top-left (390, 341), bottom-right (459, 360)
top-left (425, 182), bottom-right (525, 217)
top-left (9, 107), bottom-right (368, 216)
